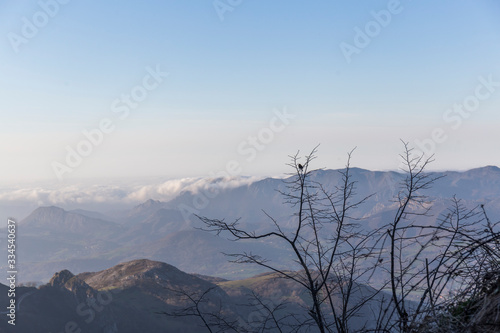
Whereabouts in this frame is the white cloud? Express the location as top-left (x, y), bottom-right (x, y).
top-left (0, 176), bottom-right (264, 210)
top-left (126, 176), bottom-right (263, 202)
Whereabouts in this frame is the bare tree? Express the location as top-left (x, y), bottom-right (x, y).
top-left (380, 142), bottom-right (444, 331)
top-left (196, 145), bottom-right (394, 332)
top-left (413, 203), bottom-right (500, 333)
top-left (165, 143), bottom-right (500, 332)
top-left (373, 143), bottom-right (500, 332)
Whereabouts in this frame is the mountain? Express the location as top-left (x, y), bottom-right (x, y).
top-left (161, 166), bottom-right (500, 232)
top-left (78, 258), bottom-right (217, 291)
top-left (0, 259), bottom-right (392, 333)
top-left (0, 269), bottom-right (119, 333)
top-left (2, 166), bottom-right (500, 284)
top-left (123, 199), bottom-right (167, 226)
top-left (19, 206), bottom-right (122, 252)
top-left (21, 206), bottom-right (123, 238)
top-left (10, 207), bottom-right (125, 281)
top-left (431, 166), bottom-right (500, 200)
top-left (0, 259), bottom-right (237, 333)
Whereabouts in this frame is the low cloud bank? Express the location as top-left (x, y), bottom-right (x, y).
top-left (0, 176), bottom-right (264, 211)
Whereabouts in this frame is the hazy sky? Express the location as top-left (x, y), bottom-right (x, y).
top-left (1, 0), bottom-right (500, 185)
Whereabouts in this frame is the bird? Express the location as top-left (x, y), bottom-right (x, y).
top-left (298, 164), bottom-right (303, 170)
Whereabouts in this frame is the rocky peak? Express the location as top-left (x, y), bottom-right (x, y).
top-left (48, 269), bottom-right (96, 300)
top-left (49, 269), bottom-right (75, 287)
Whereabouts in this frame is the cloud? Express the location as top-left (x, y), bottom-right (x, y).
top-left (126, 176), bottom-right (263, 202)
top-left (0, 176), bottom-right (264, 209)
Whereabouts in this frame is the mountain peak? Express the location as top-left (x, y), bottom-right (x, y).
top-left (137, 199), bottom-right (163, 208)
top-left (78, 259), bottom-right (212, 291)
top-left (24, 206), bottom-right (71, 226)
top-left (21, 205), bottom-right (120, 238)
top-left (115, 258), bottom-right (174, 273)
top-left (32, 205), bottom-right (65, 215)
top-left (49, 269), bottom-right (75, 287)
top-left (479, 165), bottom-right (500, 172)
top-left (462, 165), bottom-right (500, 178)
top-left (127, 200), bottom-right (166, 223)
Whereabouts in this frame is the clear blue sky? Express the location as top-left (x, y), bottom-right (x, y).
top-left (1, 0), bottom-right (499, 184)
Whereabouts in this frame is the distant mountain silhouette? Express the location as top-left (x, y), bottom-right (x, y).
top-left (21, 206), bottom-right (122, 237)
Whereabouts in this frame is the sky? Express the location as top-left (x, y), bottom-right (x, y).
top-left (1, 0), bottom-right (500, 187)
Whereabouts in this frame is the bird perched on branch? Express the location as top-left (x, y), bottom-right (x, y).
top-left (298, 164), bottom-right (303, 171)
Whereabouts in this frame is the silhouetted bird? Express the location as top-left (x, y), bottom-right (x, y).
top-left (298, 164), bottom-right (303, 170)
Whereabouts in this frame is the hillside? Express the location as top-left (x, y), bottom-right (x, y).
top-left (0, 259), bottom-right (394, 333)
top-left (0, 260), bottom-right (231, 333)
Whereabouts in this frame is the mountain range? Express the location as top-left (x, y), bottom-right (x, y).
top-left (1, 166), bottom-right (499, 284)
